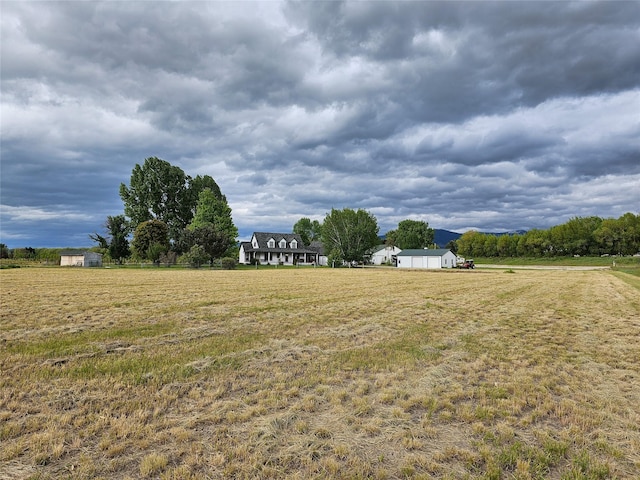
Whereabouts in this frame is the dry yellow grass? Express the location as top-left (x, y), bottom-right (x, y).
top-left (1, 267), bottom-right (639, 479)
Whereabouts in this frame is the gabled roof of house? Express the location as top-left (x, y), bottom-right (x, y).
top-left (307, 241), bottom-right (325, 255)
top-left (366, 244), bottom-right (386, 254)
top-left (241, 232), bottom-right (318, 254)
top-left (397, 248), bottom-right (452, 257)
top-left (253, 232), bottom-right (303, 246)
top-left (60, 250), bottom-right (100, 256)
top-left (367, 244), bottom-right (402, 255)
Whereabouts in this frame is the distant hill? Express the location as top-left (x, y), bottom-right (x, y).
top-left (433, 229), bottom-right (461, 247)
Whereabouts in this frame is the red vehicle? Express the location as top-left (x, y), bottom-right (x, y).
top-left (459, 259), bottom-right (475, 269)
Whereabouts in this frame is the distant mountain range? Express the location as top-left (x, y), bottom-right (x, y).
top-left (433, 229), bottom-right (461, 247)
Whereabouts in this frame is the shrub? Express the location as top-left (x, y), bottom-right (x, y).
top-left (147, 243), bottom-right (167, 265)
top-left (183, 245), bottom-right (208, 268)
top-left (220, 257), bottom-right (237, 270)
top-left (159, 251), bottom-right (177, 266)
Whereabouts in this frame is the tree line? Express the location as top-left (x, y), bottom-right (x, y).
top-left (5, 156), bottom-right (634, 266)
top-left (455, 213), bottom-right (640, 258)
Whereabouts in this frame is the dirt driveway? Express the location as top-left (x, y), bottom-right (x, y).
top-left (477, 264), bottom-right (611, 271)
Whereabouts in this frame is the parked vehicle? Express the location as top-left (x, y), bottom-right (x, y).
top-left (458, 259), bottom-right (475, 269)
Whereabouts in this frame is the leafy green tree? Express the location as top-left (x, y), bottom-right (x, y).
top-left (119, 157), bottom-right (225, 247)
top-left (516, 234), bottom-right (528, 257)
top-left (594, 218), bottom-right (623, 255)
top-left (293, 217), bottom-right (323, 246)
top-left (322, 208), bottom-right (379, 264)
top-left (188, 174), bottom-right (224, 207)
top-left (119, 157), bottom-right (190, 243)
top-left (180, 188), bottom-right (238, 265)
top-left (189, 188), bottom-right (237, 238)
top-left (181, 225), bottom-right (232, 266)
top-left (89, 232), bottom-right (109, 249)
top-left (456, 231), bottom-right (479, 257)
top-left (619, 212), bottom-right (640, 254)
top-left (595, 212), bottom-right (640, 255)
top-left (497, 234), bottom-right (517, 257)
top-left (445, 239), bottom-right (458, 254)
top-left (106, 215), bottom-right (131, 263)
top-left (131, 220), bottom-right (170, 260)
top-left (562, 216), bottom-right (602, 256)
top-left (384, 229), bottom-right (397, 248)
top-left (35, 248), bottom-right (61, 263)
top-left (0, 243), bottom-right (10, 259)
top-left (13, 247), bottom-right (36, 260)
top-left (390, 220), bottom-right (434, 249)
top-left (146, 243), bottom-right (166, 265)
top-left (91, 215), bottom-right (131, 263)
top-left (483, 234), bottom-right (498, 257)
top-left (523, 229), bottom-right (550, 256)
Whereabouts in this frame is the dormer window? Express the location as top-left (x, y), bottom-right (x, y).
top-left (267, 238), bottom-right (275, 248)
top-left (290, 239), bottom-right (298, 249)
top-left (279, 238), bottom-right (287, 248)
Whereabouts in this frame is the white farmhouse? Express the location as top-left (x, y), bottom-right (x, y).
top-left (396, 249), bottom-right (457, 269)
top-left (367, 245), bottom-right (402, 265)
top-left (239, 232), bottom-right (322, 265)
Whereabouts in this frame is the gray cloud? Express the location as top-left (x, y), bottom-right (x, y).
top-left (1, 1), bottom-right (639, 247)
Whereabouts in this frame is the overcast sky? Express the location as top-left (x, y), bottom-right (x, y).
top-left (1, 1), bottom-right (639, 248)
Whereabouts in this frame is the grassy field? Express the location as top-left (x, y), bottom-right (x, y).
top-left (1, 267), bottom-right (639, 479)
top-left (472, 256), bottom-right (640, 269)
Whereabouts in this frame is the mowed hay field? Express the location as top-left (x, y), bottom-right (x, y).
top-left (1, 267), bottom-right (639, 480)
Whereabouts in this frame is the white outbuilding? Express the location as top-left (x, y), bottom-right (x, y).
top-left (367, 245), bottom-right (402, 265)
top-left (396, 249), bottom-right (457, 269)
top-left (60, 250), bottom-right (103, 267)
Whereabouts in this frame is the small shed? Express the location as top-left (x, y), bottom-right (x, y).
top-left (60, 250), bottom-right (103, 267)
top-left (396, 249), bottom-right (457, 269)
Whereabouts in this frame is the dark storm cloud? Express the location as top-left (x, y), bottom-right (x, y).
top-left (1, 1), bottom-right (639, 247)
top-left (286, 1), bottom-right (640, 122)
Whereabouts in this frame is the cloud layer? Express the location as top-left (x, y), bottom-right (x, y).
top-left (2, 1), bottom-right (639, 247)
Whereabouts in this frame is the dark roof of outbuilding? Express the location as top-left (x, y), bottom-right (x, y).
top-left (396, 249), bottom-right (452, 257)
top-left (60, 250), bottom-right (100, 256)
